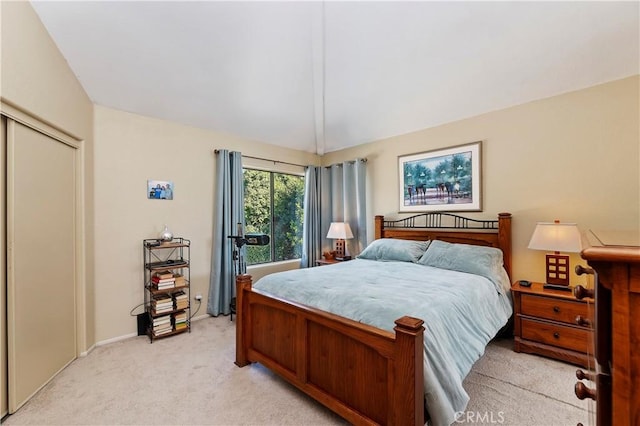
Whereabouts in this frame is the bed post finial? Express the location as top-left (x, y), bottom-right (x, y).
top-left (375, 215), bottom-right (384, 240)
top-left (392, 316), bottom-right (425, 426)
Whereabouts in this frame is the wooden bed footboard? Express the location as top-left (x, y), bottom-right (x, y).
top-left (235, 274), bottom-right (425, 426)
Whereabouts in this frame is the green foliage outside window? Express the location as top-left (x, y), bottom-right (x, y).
top-left (243, 168), bottom-right (304, 265)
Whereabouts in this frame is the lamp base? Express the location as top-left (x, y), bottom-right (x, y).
top-left (546, 253), bottom-right (570, 286)
top-left (335, 238), bottom-right (351, 260)
top-left (543, 283), bottom-right (572, 292)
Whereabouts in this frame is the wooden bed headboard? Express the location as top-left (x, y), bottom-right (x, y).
top-left (374, 212), bottom-right (513, 279)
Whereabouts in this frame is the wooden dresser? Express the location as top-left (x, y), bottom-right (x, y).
top-left (575, 230), bottom-right (640, 426)
top-left (512, 281), bottom-right (593, 367)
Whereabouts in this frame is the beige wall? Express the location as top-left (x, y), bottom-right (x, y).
top-left (93, 106), bottom-right (318, 342)
top-left (4, 1), bottom-right (638, 343)
top-left (323, 76), bottom-right (640, 285)
top-left (1, 1), bottom-right (95, 350)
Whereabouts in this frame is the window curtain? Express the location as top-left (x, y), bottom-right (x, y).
top-left (208, 150), bottom-right (244, 316)
top-left (300, 166), bottom-right (322, 268)
top-left (301, 159), bottom-right (367, 267)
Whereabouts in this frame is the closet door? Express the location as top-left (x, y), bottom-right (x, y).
top-left (1, 117), bottom-right (7, 418)
top-left (6, 119), bottom-right (77, 412)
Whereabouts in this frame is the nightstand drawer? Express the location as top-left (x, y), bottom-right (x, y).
top-left (521, 317), bottom-right (590, 353)
top-left (521, 294), bottom-right (589, 325)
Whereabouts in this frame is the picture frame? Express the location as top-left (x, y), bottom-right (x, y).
top-left (398, 141), bottom-right (482, 212)
top-left (147, 180), bottom-right (174, 200)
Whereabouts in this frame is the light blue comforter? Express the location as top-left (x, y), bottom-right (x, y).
top-left (253, 259), bottom-right (513, 426)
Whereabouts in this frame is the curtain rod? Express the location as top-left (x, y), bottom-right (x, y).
top-left (324, 158), bottom-right (368, 168)
top-left (214, 150), bottom-right (307, 168)
top-left (214, 149), bottom-right (367, 169)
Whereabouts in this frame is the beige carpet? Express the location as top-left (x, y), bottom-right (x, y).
top-left (2, 316), bottom-right (587, 426)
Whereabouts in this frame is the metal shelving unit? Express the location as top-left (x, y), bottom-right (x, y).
top-left (143, 238), bottom-right (191, 343)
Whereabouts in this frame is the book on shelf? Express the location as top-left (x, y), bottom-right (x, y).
top-left (152, 276), bottom-right (175, 284)
top-left (173, 291), bottom-right (187, 302)
top-left (154, 328), bottom-right (172, 336)
top-left (174, 275), bottom-right (186, 287)
top-left (153, 271), bottom-right (174, 280)
top-left (152, 294), bottom-right (172, 304)
top-left (155, 283), bottom-right (175, 290)
top-left (153, 315), bottom-right (171, 325)
top-left (153, 293), bottom-right (172, 300)
top-left (153, 324), bottom-right (171, 332)
top-left (153, 327), bottom-right (171, 335)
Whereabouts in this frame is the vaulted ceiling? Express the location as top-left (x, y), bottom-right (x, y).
top-left (31, 1), bottom-right (639, 154)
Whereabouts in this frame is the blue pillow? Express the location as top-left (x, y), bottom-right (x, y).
top-left (357, 238), bottom-right (430, 262)
top-left (417, 239), bottom-right (504, 284)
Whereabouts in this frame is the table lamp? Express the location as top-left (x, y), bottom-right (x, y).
top-left (326, 222), bottom-right (354, 261)
top-left (528, 220), bottom-right (582, 291)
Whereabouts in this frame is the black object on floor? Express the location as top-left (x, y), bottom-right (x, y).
top-left (137, 313), bottom-right (150, 336)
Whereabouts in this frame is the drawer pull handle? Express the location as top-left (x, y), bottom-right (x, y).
top-left (576, 369), bottom-right (595, 382)
top-left (553, 306), bottom-right (561, 313)
top-left (575, 315), bottom-right (592, 328)
top-left (553, 332), bottom-right (560, 339)
top-left (575, 381), bottom-right (596, 400)
top-left (573, 285), bottom-right (594, 300)
top-left (575, 265), bottom-right (594, 276)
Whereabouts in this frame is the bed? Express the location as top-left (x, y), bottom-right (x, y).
top-left (235, 212), bottom-right (512, 426)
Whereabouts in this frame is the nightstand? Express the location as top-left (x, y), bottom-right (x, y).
top-left (511, 281), bottom-right (593, 367)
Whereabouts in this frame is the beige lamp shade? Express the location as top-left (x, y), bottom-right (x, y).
top-left (528, 222), bottom-right (582, 253)
top-left (528, 220), bottom-right (581, 287)
top-left (326, 222), bottom-right (354, 240)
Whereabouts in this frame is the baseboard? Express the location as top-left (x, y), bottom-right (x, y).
top-left (191, 313), bottom-right (210, 322)
top-left (79, 343), bottom-right (96, 357)
top-left (96, 332), bottom-right (138, 348)
top-left (94, 314), bottom-right (213, 348)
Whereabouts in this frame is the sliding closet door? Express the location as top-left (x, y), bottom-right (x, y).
top-left (1, 117), bottom-right (7, 418)
top-left (6, 120), bottom-right (77, 412)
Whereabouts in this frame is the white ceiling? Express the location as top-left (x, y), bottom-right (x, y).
top-left (31, 1), bottom-right (639, 155)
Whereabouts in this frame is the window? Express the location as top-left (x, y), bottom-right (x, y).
top-left (243, 168), bottom-right (305, 265)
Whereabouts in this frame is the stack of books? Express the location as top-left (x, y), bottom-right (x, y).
top-left (152, 271), bottom-right (175, 290)
top-left (174, 311), bottom-right (188, 331)
top-left (174, 291), bottom-right (188, 310)
top-left (152, 294), bottom-right (173, 315)
top-left (174, 273), bottom-right (186, 288)
top-left (152, 315), bottom-right (172, 336)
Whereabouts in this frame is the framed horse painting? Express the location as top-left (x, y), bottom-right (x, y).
top-left (398, 141), bottom-right (482, 213)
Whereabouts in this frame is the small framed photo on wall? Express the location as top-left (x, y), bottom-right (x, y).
top-left (147, 180), bottom-right (174, 200)
top-left (398, 141), bottom-right (482, 212)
